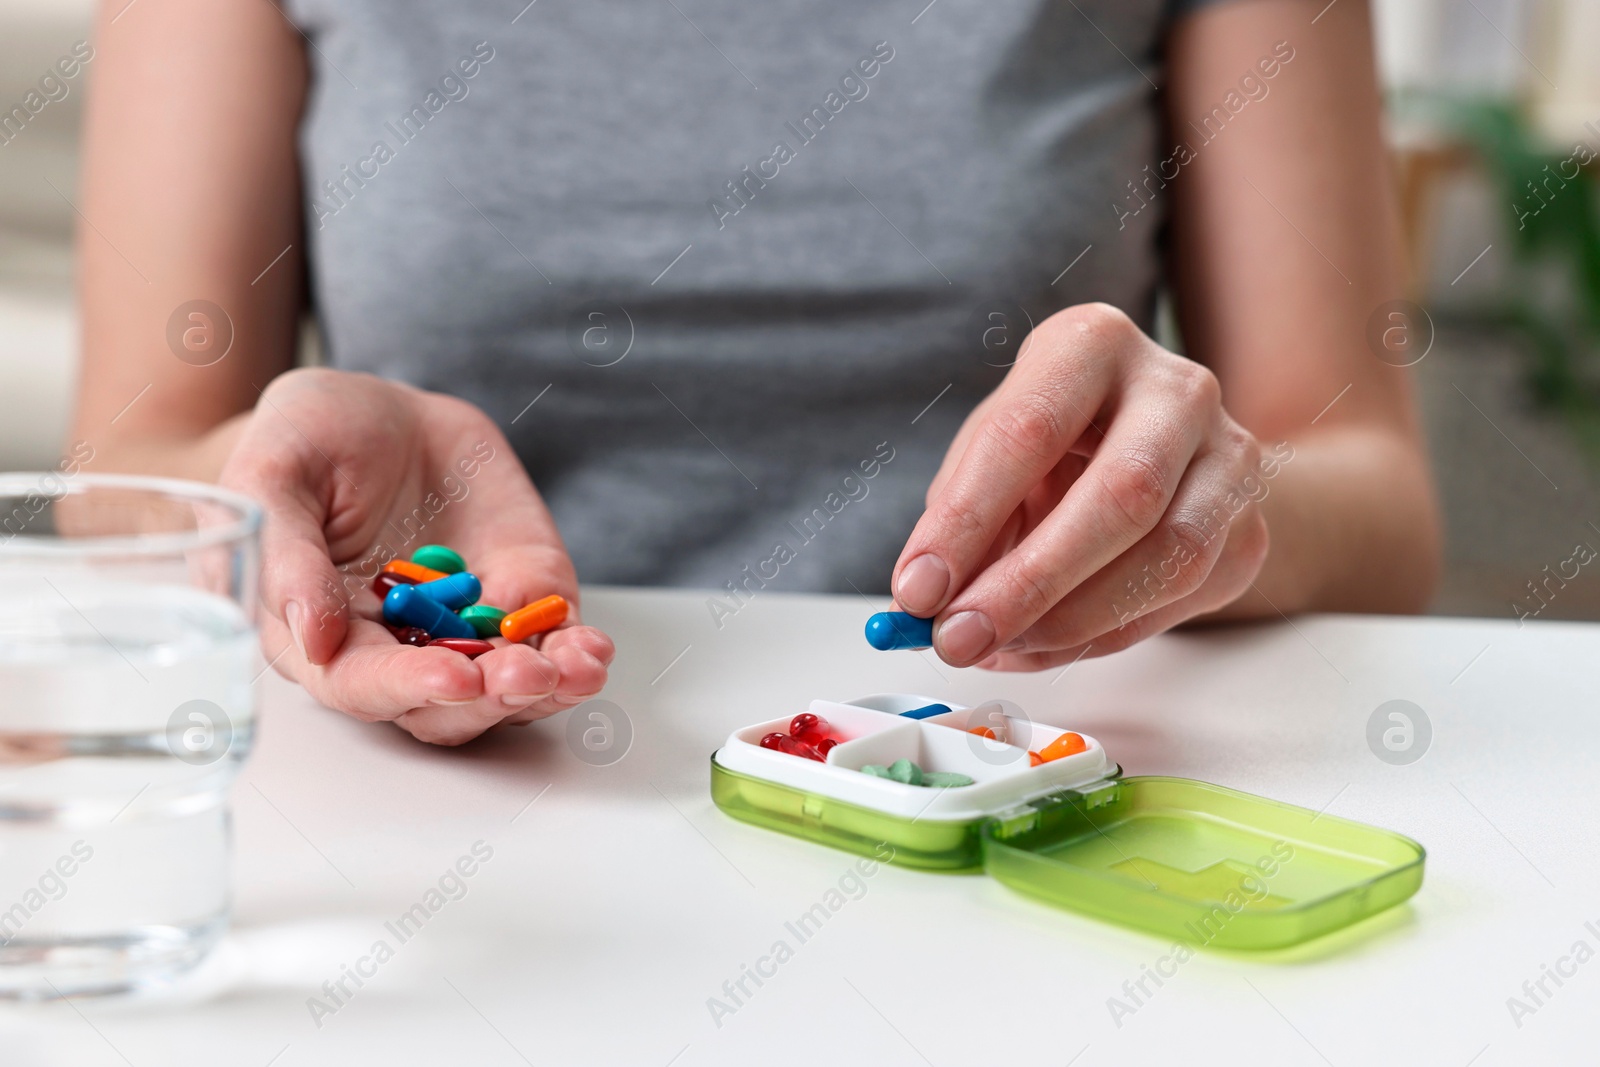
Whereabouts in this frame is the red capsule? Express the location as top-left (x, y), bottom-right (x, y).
top-left (388, 626), bottom-right (433, 646)
top-left (759, 732), bottom-right (823, 761)
top-left (427, 637), bottom-right (495, 659)
top-left (816, 738), bottom-right (838, 758)
top-left (373, 570), bottom-right (420, 597)
top-left (790, 713), bottom-right (831, 742)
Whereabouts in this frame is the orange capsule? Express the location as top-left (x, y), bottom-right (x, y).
top-left (1039, 731), bottom-right (1087, 763)
top-left (382, 558), bottom-right (449, 583)
top-left (1028, 751), bottom-right (1043, 767)
top-left (500, 594), bottom-right (569, 642)
top-left (969, 726), bottom-right (997, 740)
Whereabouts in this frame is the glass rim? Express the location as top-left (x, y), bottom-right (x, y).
top-left (0, 471), bottom-right (263, 558)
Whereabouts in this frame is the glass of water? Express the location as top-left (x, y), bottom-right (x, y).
top-left (0, 472), bottom-right (261, 999)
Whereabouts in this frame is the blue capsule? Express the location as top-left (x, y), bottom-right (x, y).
top-left (864, 611), bottom-right (934, 651)
top-left (413, 571), bottom-right (481, 610)
top-left (900, 703), bottom-right (952, 720)
top-left (384, 584), bottom-right (477, 639)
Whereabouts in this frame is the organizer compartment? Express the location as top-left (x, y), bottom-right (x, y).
top-left (727, 699), bottom-right (907, 751)
top-left (840, 693), bottom-right (961, 716)
top-left (920, 704), bottom-right (1074, 755)
top-left (825, 720), bottom-right (1028, 785)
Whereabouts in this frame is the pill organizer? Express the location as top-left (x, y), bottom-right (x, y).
top-left (711, 693), bottom-right (1425, 950)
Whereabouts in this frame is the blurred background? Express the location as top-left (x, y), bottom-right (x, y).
top-left (3, 0), bottom-right (1600, 619)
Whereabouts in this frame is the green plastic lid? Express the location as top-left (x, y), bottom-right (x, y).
top-left (982, 776), bottom-right (1424, 950)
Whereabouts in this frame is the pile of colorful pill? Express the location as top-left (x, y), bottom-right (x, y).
top-left (759, 713), bottom-right (840, 762)
top-left (376, 544), bottom-right (568, 658)
top-left (859, 759), bottom-right (973, 788)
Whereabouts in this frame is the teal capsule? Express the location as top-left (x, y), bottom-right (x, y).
top-left (411, 544), bottom-right (466, 574)
top-left (458, 604), bottom-right (507, 639)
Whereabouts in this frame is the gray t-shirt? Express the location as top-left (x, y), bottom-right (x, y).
top-left (287, 0), bottom-right (1217, 595)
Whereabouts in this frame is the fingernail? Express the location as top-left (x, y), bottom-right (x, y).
top-left (1001, 637), bottom-right (1027, 652)
top-left (432, 696), bottom-right (478, 706)
top-left (552, 693), bottom-right (593, 706)
top-left (285, 601), bottom-right (307, 660)
top-left (500, 694), bottom-right (540, 709)
top-left (937, 610), bottom-right (996, 665)
top-left (895, 555), bottom-right (950, 616)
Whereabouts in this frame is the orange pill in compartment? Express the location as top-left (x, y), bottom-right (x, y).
top-left (968, 726), bottom-right (997, 740)
top-left (1038, 731), bottom-right (1087, 762)
top-left (500, 594), bottom-right (569, 642)
top-left (382, 558), bottom-right (449, 583)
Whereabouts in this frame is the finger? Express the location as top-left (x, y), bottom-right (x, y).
top-left (976, 506), bottom-right (1269, 671)
top-left (397, 644), bottom-right (610, 740)
top-left (500, 626), bottom-right (613, 725)
top-left (538, 624), bottom-right (615, 666)
top-left (224, 443), bottom-right (350, 665)
top-left (1006, 446), bottom-right (1264, 654)
top-left (392, 644), bottom-right (559, 745)
top-left (891, 305), bottom-right (1127, 618)
top-left (500, 641), bottom-right (610, 726)
top-left (544, 642), bottom-right (609, 701)
top-left (931, 366), bottom-right (1220, 667)
top-left (267, 614), bottom-right (482, 719)
top-left (921, 391), bottom-right (998, 506)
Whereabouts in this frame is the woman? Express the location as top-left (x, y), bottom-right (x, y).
top-left (70, 0), bottom-right (1440, 744)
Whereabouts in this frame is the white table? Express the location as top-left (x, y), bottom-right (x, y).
top-left (6, 587), bottom-right (1596, 1066)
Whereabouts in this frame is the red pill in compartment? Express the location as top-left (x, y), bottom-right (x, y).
top-left (388, 626), bottom-right (433, 647)
top-left (373, 571), bottom-right (420, 597)
top-left (789, 713), bottom-right (831, 742)
top-left (759, 732), bottom-right (823, 761)
top-left (426, 637), bottom-right (495, 659)
top-left (815, 738), bottom-right (837, 758)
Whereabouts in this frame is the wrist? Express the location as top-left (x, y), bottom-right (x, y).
top-left (74, 413), bottom-right (252, 484)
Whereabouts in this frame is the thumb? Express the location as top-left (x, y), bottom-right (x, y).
top-left (260, 501), bottom-right (350, 665)
top-left (224, 449), bottom-right (351, 666)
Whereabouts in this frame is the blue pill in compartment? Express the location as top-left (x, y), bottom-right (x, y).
top-left (900, 703), bottom-right (952, 720)
top-left (384, 584), bottom-right (477, 639)
top-left (413, 572), bottom-right (482, 611)
top-left (864, 611), bottom-right (934, 651)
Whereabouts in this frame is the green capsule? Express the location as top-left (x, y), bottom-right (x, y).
top-left (458, 604), bottom-right (507, 638)
top-left (410, 544), bottom-right (466, 574)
